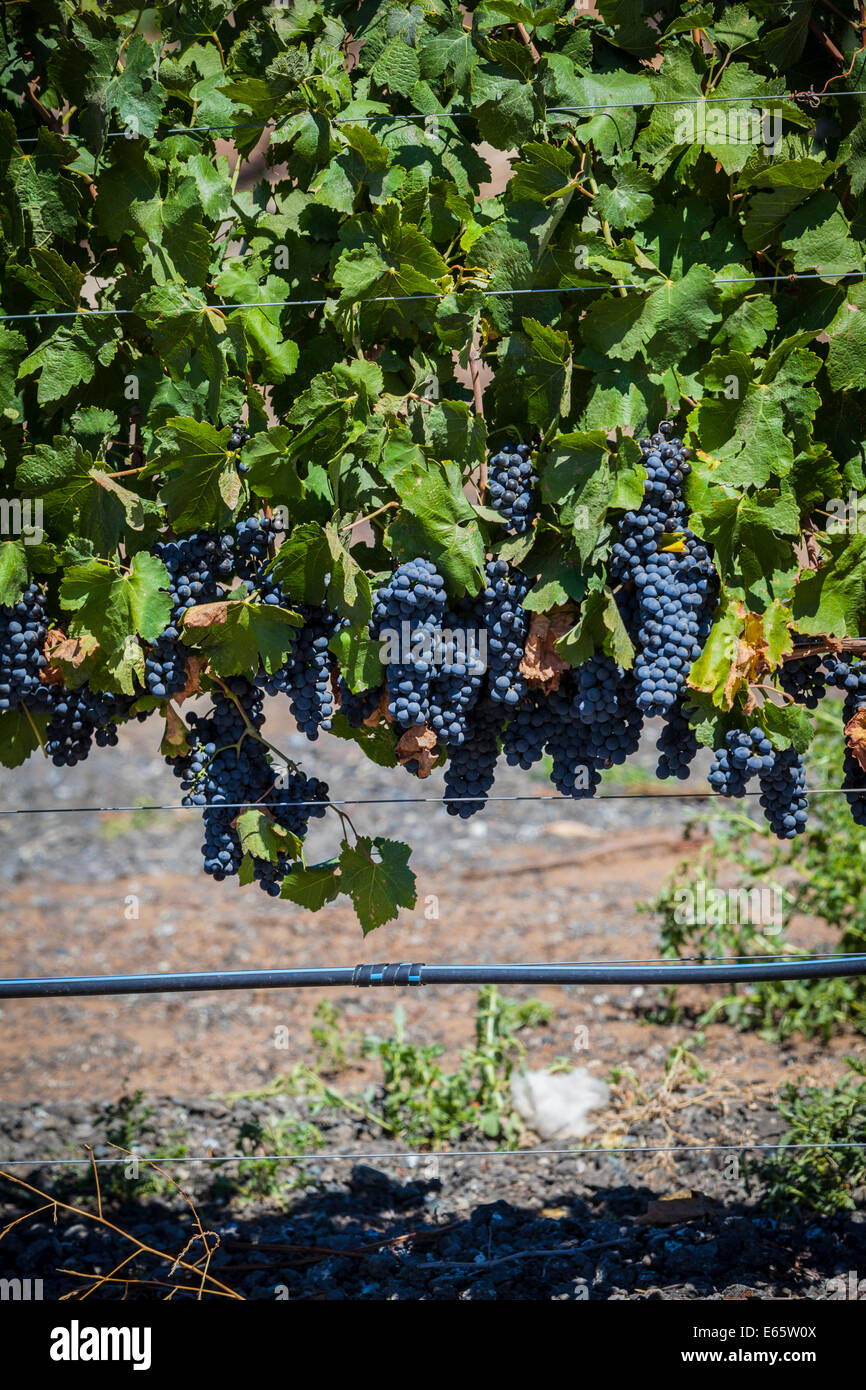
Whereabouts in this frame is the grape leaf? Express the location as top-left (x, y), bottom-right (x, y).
top-left (280, 860), bottom-right (343, 911)
top-left (60, 552), bottom-right (173, 654)
top-left (0, 709), bottom-right (46, 768)
top-left (237, 807), bottom-right (302, 863)
top-left (268, 522), bottom-right (331, 605)
top-left (791, 534), bottom-right (866, 636)
top-left (0, 541), bottom-right (29, 604)
top-left (338, 835), bottom-right (416, 934)
top-left (151, 418), bottom-right (240, 533)
top-left (329, 626), bottom-right (385, 692)
top-left (17, 319), bottom-right (119, 405)
top-left (181, 598), bottom-right (302, 677)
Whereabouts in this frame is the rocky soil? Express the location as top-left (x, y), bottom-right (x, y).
top-left (0, 705), bottom-right (863, 1299)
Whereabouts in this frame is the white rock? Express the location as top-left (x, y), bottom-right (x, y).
top-left (511, 1067), bottom-right (610, 1141)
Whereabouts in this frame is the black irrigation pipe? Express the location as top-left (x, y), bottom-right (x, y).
top-left (3, 955), bottom-right (866, 1000)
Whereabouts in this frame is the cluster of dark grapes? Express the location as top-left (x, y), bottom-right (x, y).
top-left (758, 747), bottom-right (809, 839)
top-left (171, 677), bottom-right (330, 895)
top-left (369, 558), bottom-right (522, 808)
top-left (708, 727), bottom-right (808, 837)
top-left (611, 425), bottom-right (717, 717)
top-left (655, 697), bottom-right (700, 780)
top-left (572, 656), bottom-right (643, 765)
top-left (229, 421), bottom-right (251, 474)
top-left (0, 583), bottom-right (48, 710)
top-left (487, 441), bottom-right (537, 534)
top-left (336, 678), bottom-right (381, 728)
top-left (501, 659), bottom-right (639, 801)
top-left (371, 558), bottom-right (450, 731)
top-left (443, 698), bottom-right (505, 816)
top-left (544, 683), bottom-right (604, 798)
top-left (709, 728), bottom-right (775, 796)
top-left (371, 557), bottom-right (486, 747)
top-left (257, 602), bottom-right (338, 739)
top-left (234, 513), bottom-right (284, 584)
top-left (476, 560), bottom-right (530, 708)
top-left (146, 515), bottom-right (290, 701)
top-left (42, 684), bottom-right (139, 768)
top-left (826, 656), bottom-right (866, 824)
top-left (11, 414), bottom-right (866, 868)
top-left (0, 582), bottom-right (143, 764)
top-left (779, 652), bottom-right (826, 709)
top-left (502, 689), bottom-right (554, 771)
top-left (146, 531), bottom-right (234, 699)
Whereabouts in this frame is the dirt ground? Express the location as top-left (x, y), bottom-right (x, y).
top-left (0, 706), bottom-right (856, 1106)
top-left (0, 708), bottom-right (854, 1105)
top-left (1, 707), bottom-right (864, 1301)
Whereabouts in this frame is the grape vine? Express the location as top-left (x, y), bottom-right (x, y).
top-left (1, 0), bottom-right (866, 932)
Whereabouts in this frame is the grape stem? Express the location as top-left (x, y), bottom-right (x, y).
top-left (341, 501), bottom-right (399, 532)
top-left (206, 674), bottom-right (363, 847)
top-left (516, 23), bottom-right (540, 63)
top-left (749, 682), bottom-right (795, 706)
top-left (782, 637), bottom-right (866, 660)
top-left (20, 701), bottom-right (47, 756)
top-left (207, 675), bottom-right (301, 775)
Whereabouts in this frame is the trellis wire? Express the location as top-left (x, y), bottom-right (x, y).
top-left (9, 85), bottom-right (866, 146)
top-left (1, 1139), bottom-right (864, 1169)
top-left (1, 268), bottom-right (863, 323)
top-left (0, 784), bottom-right (860, 815)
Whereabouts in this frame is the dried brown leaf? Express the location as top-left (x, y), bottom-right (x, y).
top-left (395, 723), bottom-right (438, 778)
top-left (520, 611), bottom-right (574, 692)
top-left (182, 602), bottom-right (230, 629)
top-left (845, 707), bottom-right (866, 772)
top-left (363, 688), bottom-right (391, 728)
top-left (725, 611), bottom-right (772, 708)
top-left (160, 705), bottom-right (189, 757)
top-left (174, 654), bottom-right (206, 705)
top-left (41, 629), bottom-right (99, 684)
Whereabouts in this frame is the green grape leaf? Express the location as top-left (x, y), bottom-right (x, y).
top-left (791, 534), bottom-right (866, 636)
top-left (181, 597), bottom-right (302, 677)
top-left (0, 708), bottom-right (46, 768)
top-left (0, 540), bottom-right (31, 604)
top-left (17, 319), bottom-right (119, 405)
top-left (280, 860), bottom-right (343, 911)
top-left (338, 835), bottom-right (416, 934)
top-left (268, 522), bottom-right (331, 605)
top-left (593, 162), bottom-right (655, 230)
top-left (385, 450), bottom-right (487, 594)
top-left (237, 807), bottom-right (302, 864)
top-left (151, 418), bottom-right (240, 533)
top-left (17, 436), bottom-right (147, 552)
top-left (372, 37), bottom-right (421, 97)
top-left (329, 626), bottom-right (385, 693)
top-left (60, 552), bottom-right (173, 655)
top-left (239, 426), bottom-right (304, 505)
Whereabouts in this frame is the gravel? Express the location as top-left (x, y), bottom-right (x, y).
top-left (1, 1093), bottom-right (864, 1301)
